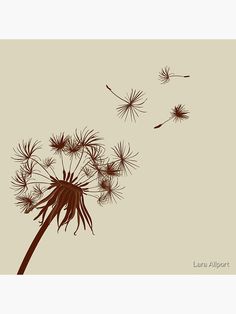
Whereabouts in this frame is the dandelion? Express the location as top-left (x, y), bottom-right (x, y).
top-left (154, 104), bottom-right (189, 129)
top-left (12, 129), bottom-right (138, 274)
top-left (158, 66), bottom-right (190, 84)
top-left (112, 141), bottom-right (139, 175)
top-left (106, 85), bottom-right (147, 122)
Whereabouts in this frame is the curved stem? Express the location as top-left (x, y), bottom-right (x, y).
top-left (17, 209), bottom-right (57, 275)
top-left (106, 85), bottom-right (127, 102)
top-left (33, 172), bottom-right (51, 180)
top-left (31, 158), bottom-right (51, 178)
top-left (28, 181), bottom-right (51, 185)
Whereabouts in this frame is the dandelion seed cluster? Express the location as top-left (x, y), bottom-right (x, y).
top-left (12, 129), bottom-right (138, 235)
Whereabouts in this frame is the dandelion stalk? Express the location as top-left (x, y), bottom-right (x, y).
top-left (17, 208), bottom-right (58, 275)
top-left (12, 129), bottom-right (139, 274)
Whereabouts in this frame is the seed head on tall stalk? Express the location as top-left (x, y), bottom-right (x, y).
top-left (11, 128), bottom-right (138, 275)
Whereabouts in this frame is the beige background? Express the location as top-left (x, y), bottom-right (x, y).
top-left (0, 40), bottom-right (235, 274)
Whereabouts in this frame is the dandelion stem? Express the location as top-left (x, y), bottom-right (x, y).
top-left (106, 85), bottom-right (127, 102)
top-left (76, 159), bottom-right (91, 179)
top-left (85, 194), bottom-right (98, 199)
top-left (73, 148), bottom-right (84, 173)
top-left (69, 156), bottom-right (73, 173)
top-left (27, 181), bottom-right (51, 185)
top-left (87, 190), bottom-right (103, 193)
top-left (33, 172), bottom-right (51, 180)
top-left (50, 167), bottom-right (57, 178)
top-left (31, 158), bottom-right (51, 178)
top-left (171, 74), bottom-right (190, 78)
top-left (80, 175), bottom-right (99, 186)
top-left (60, 153), bottom-right (65, 172)
top-left (17, 209), bottom-right (58, 275)
top-left (154, 117), bottom-right (173, 129)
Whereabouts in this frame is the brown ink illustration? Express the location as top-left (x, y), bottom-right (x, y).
top-left (106, 85), bottom-right (147, 121)
top-left (154, 104), bottom-right (189, 129)
top-left (158, 66), bottom-right (190, 84)
top-left (12, 129), bottom-right (138, 274)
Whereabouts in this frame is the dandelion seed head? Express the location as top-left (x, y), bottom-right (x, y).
top-left (16, 192), bottom-right (36, 213)
top-left (42, 157), bottom-right (56, 168)
top-left (116, 89), bottom-right (147, 122)
top-left (112, 142), bottom-right (139, 175)
top-left (64, 136), bottom-right (82, 158)
top-left (158, 66), bottom-right (171, 84)
top-left (49, 133), bottom-right (69, 154)
top-left (13, 139), bottom-right (41, 163)
top-left (171, 104), bottom-right (189, 122)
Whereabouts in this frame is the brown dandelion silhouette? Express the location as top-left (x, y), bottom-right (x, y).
top-left (12, 128), bottom-right (138, 275)
top-left (154, 105), bottom-right (189, 129)
top-left (158, 66), bottom-right (190, 84)
top-left (106, 85), bottom-right (147, 122)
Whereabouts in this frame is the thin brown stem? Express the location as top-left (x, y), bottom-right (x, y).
top-left (31, 158), bottom-right (51, 178)
top-left (69, 156), bottom-right (73, 173)
top-left (80, 175), bottom-right (99, 186)
top-left (17, 209), bottom-right (58, 275)
top-left (27, 181), bottom-right (51, 185)
top-left (50, 167), bottom-right (57, 178)
top-left (33, 172), bottom-right (51, 180)
top-left (60, 153), bottom-right (65, 172)
top-left (106, 85), bottom-right (127, 102)
top-left (76, 159), bottom-right (91, 179)
top-left (170, 74), bottom-right (190, 78)
top-left (154, 117), bottom-right (173, 129)
top-left (73, 148), bottom-right (84, 173)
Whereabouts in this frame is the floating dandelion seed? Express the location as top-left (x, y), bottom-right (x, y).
top-left (112, 142), bottom-right (139, 175)
top-left (106, 85), bottom-right (147, 122)
top-left (154, 105), bottom-right (189, 129)
top-left (158, 66), bottom-right (190, 84)
top-left (12, 129), bottom-right (138, 274)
